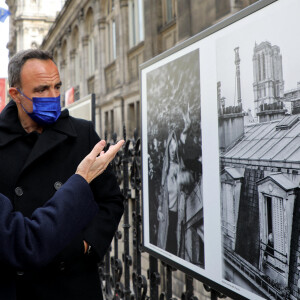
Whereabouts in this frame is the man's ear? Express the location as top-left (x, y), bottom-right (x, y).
top-left (9, 87), bottom-right (21, 103)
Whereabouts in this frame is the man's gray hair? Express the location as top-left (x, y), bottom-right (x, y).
top-left (8, 49), bottom-right (55, 88)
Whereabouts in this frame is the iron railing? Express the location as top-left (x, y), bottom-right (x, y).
top-left (99, 128), bottom-right (226, 300)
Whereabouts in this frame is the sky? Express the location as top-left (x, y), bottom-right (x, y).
top-left (0, 0), bottom-right (9, 78)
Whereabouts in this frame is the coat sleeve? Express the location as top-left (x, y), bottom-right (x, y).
top-left (0, 174), bottom-right (98, 270)
top-left (82, 123), bottom-right (124, 259)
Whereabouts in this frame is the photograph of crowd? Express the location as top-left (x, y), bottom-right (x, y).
top-left (145, 49), bottom-right (204, 268)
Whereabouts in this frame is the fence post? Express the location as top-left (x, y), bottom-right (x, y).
top-left (182, 275), bottom-right (198, 300)
top-left (122, 132), bottom-right (132, 300)
top-left (203, 284), bottom-right (226, 300)
top-left (131, 136), bottom-right (148, 299)
top-left (149, 255), bottom-right (160, 300)
top-left (167, 264), bottom-right (174, 299)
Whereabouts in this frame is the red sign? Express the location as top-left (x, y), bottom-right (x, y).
top-left (0, 78), bottom-right (6, 112)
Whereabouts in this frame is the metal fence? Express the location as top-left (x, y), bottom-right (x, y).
top-left (99, 129), bottom-right (227, 300)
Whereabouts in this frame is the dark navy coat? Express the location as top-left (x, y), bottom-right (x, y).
top-left (0, 101), bottom-right (124, 300)
top-left (0, 174), bottom-right (98, 300)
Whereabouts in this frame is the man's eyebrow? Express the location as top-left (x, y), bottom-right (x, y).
top-left (32, 82), bottom-right (62, 92)
top-left (33, 85), bottom-right (50, 92)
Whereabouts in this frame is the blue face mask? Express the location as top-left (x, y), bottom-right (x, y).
top-left (17, 89), bottom-right (61, 125)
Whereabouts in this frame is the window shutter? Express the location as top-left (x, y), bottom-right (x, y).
top-left (272, 196), bottom-right (285, 270)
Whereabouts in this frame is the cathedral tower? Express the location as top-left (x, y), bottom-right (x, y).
top-left (253, 41), bottom-right (285, 122)
top-left (6, 0), bottom-right (65, 58)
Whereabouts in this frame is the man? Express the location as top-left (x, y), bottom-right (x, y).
top-left (2, 49), bottom-right (124, 300)
top-left (0, 139), bottom-right (124, 300)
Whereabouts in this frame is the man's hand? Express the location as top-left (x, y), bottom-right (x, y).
top-left (76, 140), bottom-right (125, 183)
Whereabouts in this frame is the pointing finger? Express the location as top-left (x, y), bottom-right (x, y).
top-left (105, 140), bottom-right (124, 159)
top-left (89, 140), bottom-right (106, 160)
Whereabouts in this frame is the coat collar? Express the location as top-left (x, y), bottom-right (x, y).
top-left (0, 100), bottom-right (77, 147)
top-left (0, 101), bottom-right (78, 173)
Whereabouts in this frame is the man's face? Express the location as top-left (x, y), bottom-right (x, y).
top-left (19, 59), bottom-right (62, 113)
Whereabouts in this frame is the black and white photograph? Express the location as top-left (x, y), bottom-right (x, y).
top-left (142, 48), bottom-right (204, 269)
top-left (217, 0), bottom-right (300, 299)
top-left (141, 0), bottom-right (300, 299)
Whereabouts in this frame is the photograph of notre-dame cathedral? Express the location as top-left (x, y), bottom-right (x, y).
top-left (217, 1), bottom-right (300, 299)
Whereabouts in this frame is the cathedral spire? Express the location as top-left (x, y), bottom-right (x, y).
top-left (234, 47), bottom-right (242, 108)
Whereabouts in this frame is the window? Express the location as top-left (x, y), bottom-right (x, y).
top-left (104, 109), bottom-right (114, 139)
top-left (264, 195), bottom-right (286, 271)
top-left (62, 40), bottom-right (67, 63)
top-left (265, 196), bottom-right (272, 237)
top-left (105, 111), bottom-right (109, 134)
top-left (87, 77), bottom-right (94, 94)
top-left (272, 196), bottom-right (285, 270)
top-left (61, 40), bottom-right (67, 105)
top-left (75, 54), bottom-right (80, 85)
top-left (128, 103), bottom-right (135, 135)
top-left (223, 183), bottom-right (235, 236)
top-left (106, 0), bottom-right (117, 63)
top-left (128, 0), bottom-right (144, 48)
top-left (107, 0), bottom-right (115, 14)
top-left (220, 171), bottom-right (243, 251)
top-left (215, 0), bottom-right (230, 20)
top-left (163, 0), bottom-right (176, 24)
top-left (110, 110), bottom-right (114, 135)
top-left (85, 8), bottom-right (95, 76)
top-left (262, 53), bottom-right (266, 80)
top-left (88, 37), bottom-right (95, 76)
top-left (127, 101), bottom-right (140, 137)
top-left (112, 21), bottom-right (116, 60)
top-left (71, 26), bottom-right (80, 86)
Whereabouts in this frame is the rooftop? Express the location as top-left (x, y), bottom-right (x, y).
top-left (223, 115), bottom-right (300, 167)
